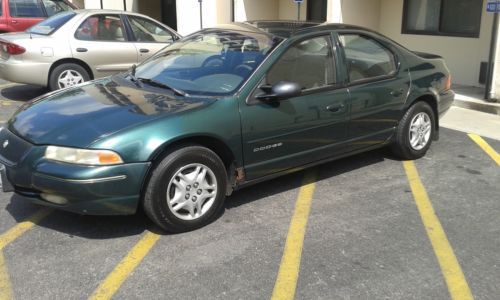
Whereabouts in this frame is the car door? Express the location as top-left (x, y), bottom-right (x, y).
top-left (337, 32), bottom-right (410, 151)
top-left (6, 0), bottom-right (45, 32)
top-left (239, 34), bottom-right (350, 180)
top-left (70, 13), bottom-right (137, 78)
top-left (125, 14), bottom-right (176, 62)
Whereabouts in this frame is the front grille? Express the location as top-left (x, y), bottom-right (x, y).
top-left (0, 127), bottom-right (32, 166)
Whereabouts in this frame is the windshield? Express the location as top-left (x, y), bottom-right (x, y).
top-left (27, 11), bottom-right (76, 35)
top-left (134, 29), bottom-right (283, 96)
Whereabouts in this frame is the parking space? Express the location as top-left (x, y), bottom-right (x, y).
top-left (0, 83), bottom-right (499, 299)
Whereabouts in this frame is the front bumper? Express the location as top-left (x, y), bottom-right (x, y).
top-left (0, 129), bottom-right (150, 215)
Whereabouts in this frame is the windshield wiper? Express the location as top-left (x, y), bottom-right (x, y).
top-left (137, 78), bottom-right (187, 97)
top-left (127, 64), bottom-right (142, 87)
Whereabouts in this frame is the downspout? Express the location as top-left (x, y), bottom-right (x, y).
top-left (485, 12), bottom-right (499, 101)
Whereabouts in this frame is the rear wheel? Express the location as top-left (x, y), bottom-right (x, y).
top-left (143, 145), bottom-right (227, 233)
top-left (392, 101), bottom-right (435, 159)
top-left (49, 63), bottom-right (90, 90)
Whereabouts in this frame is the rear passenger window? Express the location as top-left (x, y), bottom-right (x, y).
top-left (267, 36), bottom-right (335, 90)
top-left (9, 0), bottom-right (45, 17)
top-left (339, 34), bottom-right (396, 82)
top-left (128, 16), bottom-right (174, 43)
top-left (75, 15), bottom-right (126, 42)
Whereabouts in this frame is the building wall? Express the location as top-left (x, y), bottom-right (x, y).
top-left (234, 0), bottom-right (279, 21)
top-left (137, 1), bottom-right (161, 21)
top-left (69, 0), bottom-right (84, 9)
top-left (340, 0), bottom-right (380, 29)
top-left (176, 0), bottom-right (219, 35)
top-left (278, 0), bottom-right (307, 21)
top-left (379, 0), bottom-right (493, 86)
top-left (83, 0), bottom-right (136, 11)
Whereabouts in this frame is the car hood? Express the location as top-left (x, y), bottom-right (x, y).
top-left (8, 77), bottom-right (216, 147)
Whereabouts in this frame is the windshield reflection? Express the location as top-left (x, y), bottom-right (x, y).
top-left (135, 29), bottom-right (283, 96)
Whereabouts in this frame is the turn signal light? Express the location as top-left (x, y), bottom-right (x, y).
top-left (444, 75), bottom-right (452, 91)
top-left (98, 152), bottom-right (123, 165)
top-left (0, 40), bottom-right (26, 55)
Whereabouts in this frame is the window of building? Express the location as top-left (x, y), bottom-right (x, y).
top-left (267, 36), bottom-right (336, 90)
top-left (403, 0), bottom-right (482, 38)
top-left (339, 34), bottom-right (396, 83)
top-left (9, 0), bottom-right (45, 18)
top-left (128, 16), bottom-right (174, 43)
top-left (75, 15), bottom-right (126, 42)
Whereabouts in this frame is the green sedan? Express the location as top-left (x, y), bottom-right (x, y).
top-left (0, 21), bottom-right (454, 232)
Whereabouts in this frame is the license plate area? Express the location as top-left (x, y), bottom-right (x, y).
top-left (0, 163), bottom-right (14, 193)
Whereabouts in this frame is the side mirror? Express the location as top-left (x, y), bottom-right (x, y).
top-left (255, 81), bottom-right (302, 101)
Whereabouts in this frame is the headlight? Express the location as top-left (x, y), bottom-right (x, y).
top-left (44, 146), bottom-right (123, 165)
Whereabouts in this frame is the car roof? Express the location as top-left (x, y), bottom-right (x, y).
top-left (73, 9), bottom-right (152, 18)
top-left (216, 20), bottom-right (377, 39)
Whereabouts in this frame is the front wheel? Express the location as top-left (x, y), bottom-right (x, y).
top-left (143, 145), bottom-right (227, 233)
top-left (392, 101), bottom-right (435, 160)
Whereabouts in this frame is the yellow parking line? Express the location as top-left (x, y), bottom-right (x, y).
top-left (468, 134), bottom-right (500, 166)
top-left (89, 231), bottom-right (160, 300)
top-left (403, 161), bottom-right (473, 300)
top-left (0, 252), bottom-right (13, 300)
top-left (0, 208), bottom-right (51, 300)
top-left (0, 208), bottom-right (52, 250)
top-left (271, 170), bottom-right (316, 300)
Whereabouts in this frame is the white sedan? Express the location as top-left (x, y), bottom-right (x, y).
top-left (0, 9), bottom-right (180, 90)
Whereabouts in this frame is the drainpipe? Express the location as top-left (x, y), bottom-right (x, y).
top-left (485, 12), bottom-right (499, 101)
top-left (199, 0), bottom-right (203, 29)
top-left (123, 0), bottom-right (126, 11)
top-left (100, 0), bottom-right (103, 9)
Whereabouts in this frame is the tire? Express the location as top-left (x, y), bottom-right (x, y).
top-left (143, 145), bottom-right (227, 233)
top-left (392, 101), bottom-right (436, 160)
top-left (49, 63), bottom-right (90, 91)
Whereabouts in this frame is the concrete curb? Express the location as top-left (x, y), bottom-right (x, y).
top-left (453, 98), bottom-right (500, 116)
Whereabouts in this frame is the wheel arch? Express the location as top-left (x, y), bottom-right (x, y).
top-left (150, 135), bottom-right (237, 170)
top-left (406, 93), bottom-right (440, 139)
top-left (48, 58), bottom-right (94, 84)
top-left (139, 135), bottom-right (239, 200)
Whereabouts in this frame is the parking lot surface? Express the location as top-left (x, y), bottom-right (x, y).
top-left (0, 82), bottom-right (499, 299)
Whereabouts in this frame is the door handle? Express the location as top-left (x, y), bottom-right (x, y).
top-left (390, 89), bottom-right (404, 97)
top-left (326, 104), bottom-right (345, 113)
top-left (76, 48), bottom-right (88, 52)
top-left (139, 48), bottom-right (150, 53)
top-left (11, 20), bottom-right (18, 24)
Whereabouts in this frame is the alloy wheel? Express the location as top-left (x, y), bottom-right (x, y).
top-left (57, 69), bottom-right (84, 89)
top-left (408, 112), bottom-right (432, 151)
top-left (166, 163), bottom-right (218, 221)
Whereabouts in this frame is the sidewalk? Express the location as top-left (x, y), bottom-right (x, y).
top-left (439, 85), bottom-right (500, 140)
top-left (452, 85), bottom-right (500, 116)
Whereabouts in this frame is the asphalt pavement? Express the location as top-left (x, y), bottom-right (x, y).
top-left (0, 82), bottom-right (499, 299)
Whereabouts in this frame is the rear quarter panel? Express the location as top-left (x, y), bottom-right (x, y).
top-left (403, 51), bottom-right (453, 116)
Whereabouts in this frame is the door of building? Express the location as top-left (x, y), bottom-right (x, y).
top-left (307, 0), bottom-right (327, 22)
top-left (161, 0), bottom-right (177, 31)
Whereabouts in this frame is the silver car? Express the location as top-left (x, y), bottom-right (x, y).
top-left (0, 9), bottom-right (180, 90)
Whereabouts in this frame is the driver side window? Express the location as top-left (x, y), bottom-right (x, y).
top-left (267, 36), bottom-right (336, 90)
